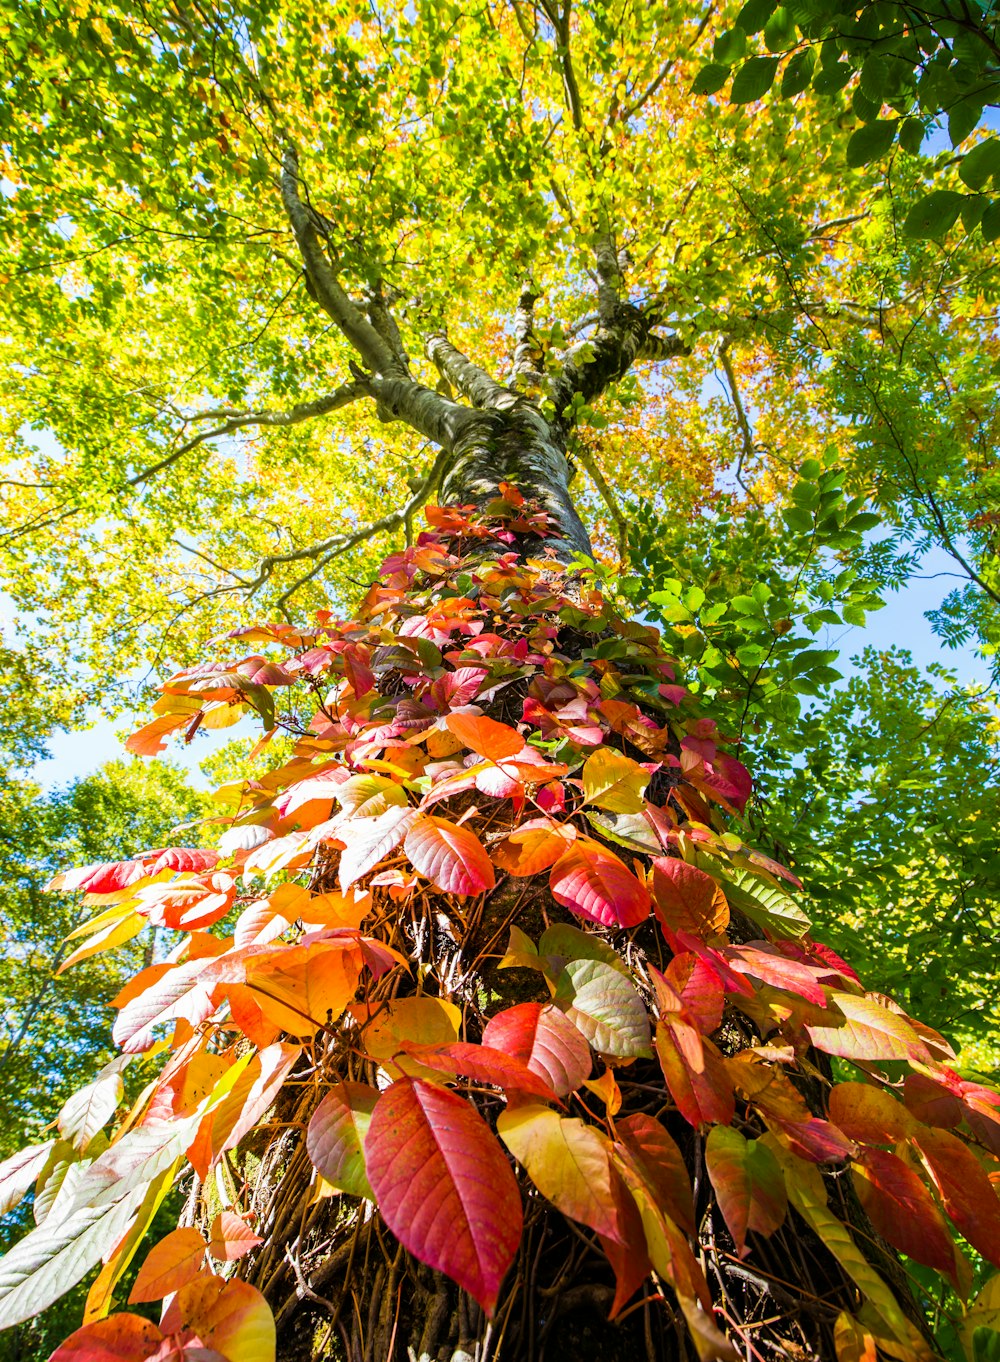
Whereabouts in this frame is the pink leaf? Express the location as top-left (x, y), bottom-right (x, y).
top-left (365, 1078), bottom-right (522, 1315)
top-left (549, 838), bottom-right (650, 928)
top-left (482, 1003), bottom-right (592, 1096)
top-left (404, 817), bottom-right (495, 896)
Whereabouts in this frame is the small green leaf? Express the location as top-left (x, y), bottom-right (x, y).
top-left (763, 5), bottom-right (794, 52)
top-left (691, 63), bottom-right (730, 95)
top-left (713, 28), bottom-right (746, 64)
top-left (735, 0), bottom-right (776, 34)
top-left (846, 119), bottom-right (898, 167)
top-left (780, 49), bottom-right (815, 97)
top-left (949, 100), bottom-right (983, 148)
top-left (859, 55), bottom-right (890, 103)
top-left (960, 137), bottom-right (1000, 191)
top-left (981, 198), bottom-right (1000, 240)
top-left (902, 189), bottom-right (964, 238)
top-left (731, 55), bottom-right (779, 102)
top-left (898, 117), bottom-right (925, 155)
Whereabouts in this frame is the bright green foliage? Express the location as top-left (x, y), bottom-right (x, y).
top-left (763, 649), bottom-right (1000, 1069)
top-left (0, 760), bottom-right (207, 1159)
top-left (620, 456), bottom-right (885, 740)
top-left (694, 0), bottom-right (1000, 235)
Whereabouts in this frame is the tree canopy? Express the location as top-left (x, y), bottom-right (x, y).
top-left (2, 1), bottom-right (1000, 1361)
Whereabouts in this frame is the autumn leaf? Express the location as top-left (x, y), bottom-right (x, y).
top-left (404, 816), bottom-right (495, 896)
top-left (128, 1227), bottom-right (207, 1303)
top-left (705, 1126), bottom-right (787, 1257)
top-left (306, 1083), bottom-right (380, 1199)
top-left (365, 1078), bottom-right (522, 1315)
top-left (482, 1002), bottom-right (592, 1096)
top-left (549, 838), bottom-right (651, 928)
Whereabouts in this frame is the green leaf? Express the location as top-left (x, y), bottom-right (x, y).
top-left (691, 64), bottom-right (731, 95)
top-left (960, 137), bottom-right (1000, 191)
top-left (949, 100), bottom-right (983, 148)
top-left (763, 6), bottom-right (795, 52)
top-left (735, 0), bottom-right (777, 34)
top-left (898, 117), bottom-right (925, 155)
top-left (780, 48), bottom-right (815, 96)
top-left (859, 55), bottom-right (890, 103)
top-left (902, 190), bottom-right (964, 238)
top-left (846, 119), bottom-right (898, 168)
top-left (713, 29), bottom-right (747, 64)
top-left (554, 959), bottom-right (652, 1058)
top-left (982, 198), bottom-right (1000, 240)
top-left (730, 56), bottom-right (780, 103)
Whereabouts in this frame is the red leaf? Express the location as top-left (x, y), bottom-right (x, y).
top-left (399, 1041), bottom-right (558, 1102)
top-left (663, 953), bottom-right (724, 1034)
top-left (482, 1002), bottom-right (592, 1096)
top-left (705, 1126), bottom-right (787, 1257)
top-left (129, 1227), bottom-right (207, 1303)
top-left (615, 1113), bottom-right (696, 1235)
top-left (549, 838), bottom-right (651, 928)
top-left (208, 1212), bottom-right (263, 1262)
top-left (445, 712), bottom-right (524, 761)
top-left (723, 943), bottom-right (827, 1007)
top-left (650, 858), bottom-right (729, 939)
top-left (655, 1023), bottom-right (735, 1128)
top-left (48, 1314), bottom-right (164, 1361)
top-left (852, 1147), bottom-right (958, 1285)
top-left (404, 817), bottom-right (495, 896)
top-left (365, 1078), bottom-right (522, 1315)
top-left (914, 1126), bottom-right (1000, 1268)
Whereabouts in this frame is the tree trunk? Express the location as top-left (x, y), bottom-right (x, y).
top-left (218, 409), bottom-right (931, 1362)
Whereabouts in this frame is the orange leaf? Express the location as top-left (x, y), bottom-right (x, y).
top-left (128, 1227), bottom-right (207, 1304)
top-left (445, 712), bottom-right (524, 761)
top-left (208, 1211), bottom-right (263, 1262)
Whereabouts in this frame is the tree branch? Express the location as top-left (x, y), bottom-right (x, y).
top-left (511, 280), bottom-right (545, 387)
top-left (280, 147), bottom-right (401, 376)
top-left (573, 440), bottom-right (628, 561)
top-left (425, 333), bottom-right (510, 409)
top-left (128, 381), bottom-right (372, 488)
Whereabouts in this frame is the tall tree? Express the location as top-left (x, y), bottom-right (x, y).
top-left (1, 3), bottom-right (999, 1361)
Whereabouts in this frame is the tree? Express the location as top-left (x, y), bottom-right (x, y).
top-left (1, 2), bottom-right (1000, 1361)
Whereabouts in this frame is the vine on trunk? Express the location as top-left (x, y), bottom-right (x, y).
top-left (2, 489), bottom-right (1000, 1362)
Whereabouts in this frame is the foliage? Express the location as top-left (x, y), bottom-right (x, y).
top-left (692, 0), bottom-right (1000, 236)
top-left (0, 0), bottom-right (996, 705)
top-left (0, 759), bottom-right (206, 1360)
top-left (627, 469), bottom-right (1000, 1068)
top-left (2, 497), bottom-right (1000, 1361)
top-left (621, 454), bottom-right (885, 742)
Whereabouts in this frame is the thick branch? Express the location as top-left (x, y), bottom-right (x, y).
top-left (550, 303), bottom-right (689, 428)
top-left (280, 147), bottom-right (401, 376)
top-left (511, 281), bottom-right (545, 386)
top-left (425, 333), bottom-right (510, 409)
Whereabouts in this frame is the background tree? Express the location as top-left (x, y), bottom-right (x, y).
top-left (0, 1), bottom-right (999, 1361)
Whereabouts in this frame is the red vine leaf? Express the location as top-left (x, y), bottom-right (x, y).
top-left (404, 817), bottom-right (495, 896)
top-left (852, 1147), bottom-right (960, 1286)
top-left (615, 1113), bottom-right (696, 1235)
top-left (549, 838), bottom-right (651, 928)
top-left (482, 1002), bottom-right (592, 1096)
top-left (365, 1078), bottom-right (522, 1315)
top-left (650, 857), bottom-right (729, 940)
top-left (208, 1212), bottom-right (263, 1262)
top-left (398, 1041), bottom-right (559, 1102)
top-left (48, 1314), bottom-right (164, 1361)
top-left (705, 1126), bottom-right (787, 1257)
top-left (913, 1126), bottom-right (1000, 1268)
